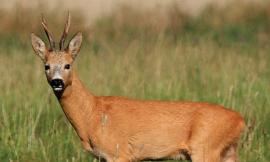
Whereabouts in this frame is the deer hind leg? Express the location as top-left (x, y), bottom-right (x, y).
top-left (189, 137), bottom-right (223, 162)
top-left (221, 144), bottom-right (238, 162)
top-left (190, 147), bottom-right (221, 162)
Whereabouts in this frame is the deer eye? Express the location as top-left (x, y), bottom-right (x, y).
top-left (64, 64), bottom-right (71, 70)
top-left (45, 65), bottom-right (50, 70)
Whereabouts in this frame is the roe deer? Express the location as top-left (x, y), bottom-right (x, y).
top-left (30, 13), bottom-right (245, 162)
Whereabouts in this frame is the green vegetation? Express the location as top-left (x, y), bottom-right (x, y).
top-left (0, 2), bottom-right (269, 162)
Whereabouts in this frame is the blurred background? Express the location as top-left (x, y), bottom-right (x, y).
top-left (0, 0), bottom-right (269, 161)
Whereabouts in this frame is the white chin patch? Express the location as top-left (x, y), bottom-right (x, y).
top-left (53, 87), bottom-right (63, 91)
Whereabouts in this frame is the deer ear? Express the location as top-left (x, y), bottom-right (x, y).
top-left (31, 33), bottom-right (47, 61)
top-left (67, 32), bottom-right (82, 59)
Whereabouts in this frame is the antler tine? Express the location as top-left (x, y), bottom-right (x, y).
top-left (59, 12), bottom-right (71, 50)
top-left (41, 14), bottom-right (56, 50)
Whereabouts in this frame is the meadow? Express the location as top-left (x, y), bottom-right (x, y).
top-left (0, 2), bottom-right (269, 162)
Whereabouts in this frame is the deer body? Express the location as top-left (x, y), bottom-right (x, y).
top-left (31, 13), bottom-right (245, 162)
top-left (58, 72), bottom-right (245, 162)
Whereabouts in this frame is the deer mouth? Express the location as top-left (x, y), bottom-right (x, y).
top-left (50, 79), bottom-right (65, 92)
top-left (53, 86), bottom-right (63, 91)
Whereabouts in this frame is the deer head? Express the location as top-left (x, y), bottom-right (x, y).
top-left (31, 13), bottom-right (82, 93)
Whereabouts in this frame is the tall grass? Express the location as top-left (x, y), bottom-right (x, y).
top-left (0, 2), bottom-right (269, 162)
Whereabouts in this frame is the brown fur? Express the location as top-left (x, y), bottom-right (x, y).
top-left (58, 72), bottom-right (245, 162)
top-left (31, 15), bottom-right (245, 162)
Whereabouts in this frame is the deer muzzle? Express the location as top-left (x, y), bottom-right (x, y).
top-left (50, 79), bottom-right (64, 91)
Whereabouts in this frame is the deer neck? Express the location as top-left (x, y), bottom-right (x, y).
top-left (55, 71), bottom-right (95, 137)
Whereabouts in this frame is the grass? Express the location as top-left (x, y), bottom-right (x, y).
top-left (0, 2), bottom-right (270, 162)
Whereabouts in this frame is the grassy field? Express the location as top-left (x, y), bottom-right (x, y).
top-left (0, 2), bottom-right (269, 162)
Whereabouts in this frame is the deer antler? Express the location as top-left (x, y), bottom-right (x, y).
top-left (41, 14), bottom-right (56, 50)
top-left (59, 12), bottom-right (71, 50)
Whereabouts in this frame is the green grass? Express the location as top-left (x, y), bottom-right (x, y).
top-left (0, 2), bottom-right (270, 162)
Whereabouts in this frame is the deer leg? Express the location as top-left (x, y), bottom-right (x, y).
top-left (191, 150), bottom-right (220, 162)
top-left (221, 144), bottom-right (238, 162)
top-left (190, 141), bottom-right (221, 162)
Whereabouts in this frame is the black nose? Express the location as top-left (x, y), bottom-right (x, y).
top-left (50, 79), bottom-right (64, 87)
